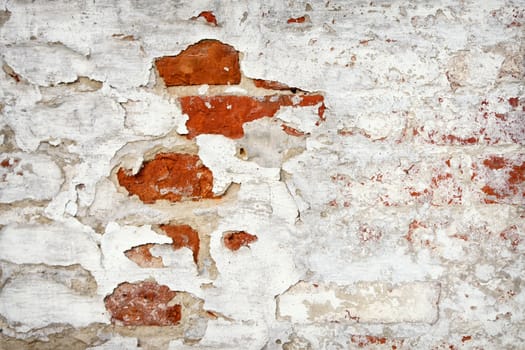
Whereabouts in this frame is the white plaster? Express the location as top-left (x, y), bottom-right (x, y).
top-left (99, 222), bottom-right (208, 296)
top-left (274, 105), bottom-right (320, 134)
top-left (0, 220), bottom-right (101, 272)
top-left (0, 152), bottom-right (63, 203)
top-left (169, 319), bottom-right (268, 350)
top-left (0, 0), bottom-right (523, 347)
top-left (277, 281), bottom-right (441, 324)
top-left (196, 134), bottom-right (280, 195)
top-left (122, 91), bottom-right (185, 137)
top-left (0, 274), bottom-right (107, 332)
top-left (87, 336), bottom-right (140, 350)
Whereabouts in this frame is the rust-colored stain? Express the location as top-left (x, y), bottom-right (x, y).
top-left (180, 94), bottom-right (325, 139)
top-left (104, 281), bottom-right (181, 326)
top-left (155, 39), bottom-right (240, 86)
top-left (193, 11), bottom-right (218, 25)
top-left (124, 244), bottom-right (164, 268)
top-left (287, 16), bottom-right (307, 23)
top-left (160, 224), bottom-right (200, 264)
top-left (223, 231), bottom-right (258, 251)
top-left (117, 153), bottom-right (216, 204)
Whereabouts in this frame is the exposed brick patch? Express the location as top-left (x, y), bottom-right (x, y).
top-left (117, 153), bottom-right (216, 204)
top-left (281, 124), bottom-right (305, 136)
top-left (104, 281), bottom-right (181, 326)
top-left (461, 335), bottom-right (472, 342)
top-left (124, 244), bottom-right (164, 268)
top-left (476, 155), bottom-right (525, 204)
top-left (253, 79), bottom-right (299, 92)
top-left (192, 11), bottom-right (218, 26)
top-left (1, 157), bottom-right (19, 168)
top-left (180, 94), bottom-right (325, 139)
top-left (160, 224), bottom-right (200, 263)
top-left (155, 39), bottom-right (240, 86)
top-left (223, 231), bottom-right (258, 251)
top-left (508, 97), bottom-right (519, 108)
top-left (287, 16), bottom-right (307, 23)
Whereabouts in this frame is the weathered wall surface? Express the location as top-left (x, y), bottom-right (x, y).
top-left (0, 0), bottom-right (524, 349)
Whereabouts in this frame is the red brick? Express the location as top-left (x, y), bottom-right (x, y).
top-left (117, 153), bottom-right (216, 204)
top-left (124, 244), bottom-right (164, 268)
top-left (104, 281), bottom-right (181, 326)
top-left (508, 97), bottom-right (519, 108)
top-left (180, 94), bottom-right (325, 139)
top-left (155, 39), bottom-right (240, 86)
top-left (192, 11), bottom-right (217, 25)
top-left (223, 231), bottom-right (258, 251)
top-left (160, 224), bottom-right (200, 264)
top-left (253, 79), bottom-right (296, 91)
top-left (281, 124), bottom-right (305, 136)
top-left (461, 335), bottom-right (472, 342)
top-left (287, 16), bottom-right (307, 23)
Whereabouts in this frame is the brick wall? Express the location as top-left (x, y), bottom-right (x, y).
top-left (0, 1), bottom-right (523, 349)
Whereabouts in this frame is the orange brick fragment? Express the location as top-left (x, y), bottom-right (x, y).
top-left (117, 153), bottom-right (216, 204)
top-left (160, 224), bottom-right (200, 263)
top-left (253, 79), bottom-right (294, 91)
top-left (104, 281), bottom-right (181, 326)
top-left (124, 244), bottom-right (164, 268)
top-left (155, 39), bottom-right (240, 86)
top-left (223, 231), bottom-right (258, 251)
top-left (180, 94), bottom-right (325, 139)
top-left (287, 16), bottom-right (307, 23)
top-left (281, 124), bottom-right (305, 136)
top-left (193, 11), bottom-right (217, 25)
top-left (508, 97), bottom-right (519, 108)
